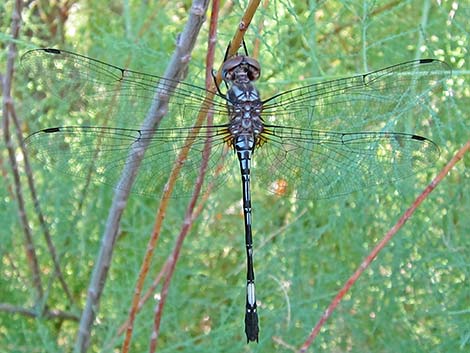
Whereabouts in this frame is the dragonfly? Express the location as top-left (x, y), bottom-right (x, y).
top-left (21, 48), bottom-right (450, 342)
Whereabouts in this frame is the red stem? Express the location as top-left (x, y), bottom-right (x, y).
top-left (299, 140), bottom-right (470, 352)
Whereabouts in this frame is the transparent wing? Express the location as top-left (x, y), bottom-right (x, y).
top-left (252, 59), bottom-right (449, 198)
top-left (22, 50), bottom-right (449, 200)
top-left (21, 48), bottom-right (239, 198)
top-left (24, 125), bottom-right (238, 198)
top-left (254, 125), bottom-right (440, 199)
top-left (21, 48), bottom-right (229, 129)
top-left (262, 59), bottom-right (451, 132)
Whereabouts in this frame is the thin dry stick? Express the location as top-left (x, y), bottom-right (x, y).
top-left (149, 88), bottom-right (214, 353)
top-left (151, 0), bottom-right (263, 339)
top-left (122, 2), bottom-right (262, 351)
top-left (230, 0), bottom-right (262, 55)
top-left (2, 0), bottom-right (44, 302)
top-left (190, 0), bottom-right (263, 222)
top-left (116, 259), bottom-right (170, 336)
top-left (73, 1), bottom-right (186, 212)
top-left (149, 1), bottom-right (220, 350)
top-left (298, 140), bottom-right (470, 353)
top-left (4, 107), bottom-right (44, 300)
top-left (11, 105), bottom-right (74, 305)
top-left (116, 0), bottom-right (222, 340)
top-left (124, 156), bottom-right (227, 330)
top-left (74, 2), bottom-right (209, 352)
top-left (118, 2), bottom-right (211, 353)
top-left (118, 0), bottom-right (222, 339)
top-left (117, 163), bottom-right (225, 338)
top-left (0, 109), bottom-right (15, 197)
top-left (0, 303), bottom-right (79, 321)
top-left (205, 0), bottom-right (220, 88)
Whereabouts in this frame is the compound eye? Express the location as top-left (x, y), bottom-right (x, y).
top-left (222, 55), bottom-right (261, 81)
top-left (222, 56), bottom-right (244, 81)
top-left (244, 57), bottom-right (261, 81)
top-left (247, 66), bottom-right (260, 81)
top-left (223, 70), bottom-right (234, 81)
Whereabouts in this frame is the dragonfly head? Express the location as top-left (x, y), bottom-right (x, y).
top-left (222, 55), bottom-right (261, 84)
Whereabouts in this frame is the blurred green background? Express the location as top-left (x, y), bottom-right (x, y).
top-left (1, 0), bottom-right (469, 352)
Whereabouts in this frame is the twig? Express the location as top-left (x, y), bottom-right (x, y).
top-left (228, 0), bottom-right (262, 60)
top-left (252, 0), bottom-right (270, 59)
top-left (116, 161), bottom-right (226, 339)
top-left (123, 1), bottom-right (261, 350)
top-left (0, 303), bottom-right (79, 321)
top-left (149, 1), bottom-right (220, 351)
top-left (116, 259), bottom-right (171, 336)
top-left (74, 2), bottom-right (210, 352)
top-left (122, 1), bottom-right (259, 352)
top-left (11, 105), bottom-right (74, 305)
top-left (2, 0), bottom-right (44, 302)
top-left (149, 79), bottom-right (213, 353)
top-left (116, 0), bottom-right (221, 340)
top-left (205, 0), bottom-right (220, 88)
top-left (298, 140), bottom-right (470, 352)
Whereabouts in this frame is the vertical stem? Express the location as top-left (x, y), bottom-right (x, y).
top-left (2, 0), bottom-right (44, 303)
top-left (75, 2), bottom-right (210, 352)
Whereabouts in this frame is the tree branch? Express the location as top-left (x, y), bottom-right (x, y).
top-left (299, 140), bottom-right (470, 352)
top-left (74, 1), bottom-right (210, 352)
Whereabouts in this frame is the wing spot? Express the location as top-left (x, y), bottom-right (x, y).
top-left (43, 127), bottom-right (61, 133)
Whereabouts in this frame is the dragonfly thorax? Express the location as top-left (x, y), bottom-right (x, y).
top-left (227, 67), bottom-right (263, 151)
top-left (227, 96), bottom-right (264, 152)
top-left (224, 56), bottom-right (264, 152)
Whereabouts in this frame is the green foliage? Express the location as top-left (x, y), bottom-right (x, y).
top-left (1, 0), bottom-right (469, 352)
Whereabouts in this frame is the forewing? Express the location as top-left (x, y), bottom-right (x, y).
top-left (21, 48), bottom-right (229, 129)
top-left (262, 59), bottom-right (451, 132)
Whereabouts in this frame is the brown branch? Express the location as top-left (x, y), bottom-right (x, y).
top-left (149, 1), bottom-right (220, 350)
top-left (205, 0), bottom-right (220, 88)
top-left (148, 2), bottom-right (263, 348)
top-left (298, 140), bottom-right (470, 352)
top-left (0, 303), bottom-right (79, 321)
top-left (2, 0), bottom-right (44, 302)
top-left (252, 0), bottom-right (270, 59)
top-left (116, 259), bottom-right (171, 336)
top-left (72, 1), bottom-right (210, 353)
top-left (226, 0), bottom-right (262, 61)
top-left (0, 98), bottom-right (15, 198)
top-left (117, 1), bottom-right (221, 340)
top-left (149, 82), bottom-right (214, 353)
top-left (116, 163), bottom-right (226, 339)
top-left (10, 104), bottom-right (75, 305)
top-left (123, 1), bottom-right (262, 351)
